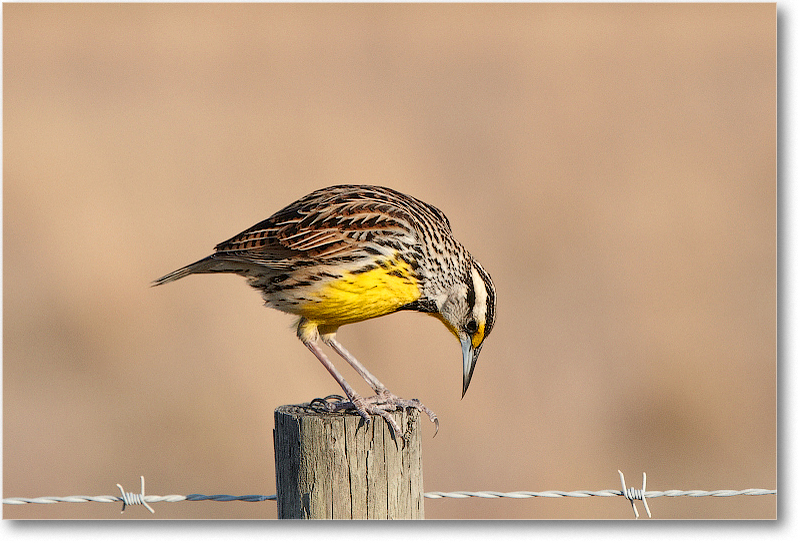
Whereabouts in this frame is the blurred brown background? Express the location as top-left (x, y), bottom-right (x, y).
top-left (3, 3), bottom-right (775, 519)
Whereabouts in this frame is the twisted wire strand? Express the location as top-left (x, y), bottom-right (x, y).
top-left (3, 467), bottom-right (775, 521)
top-left (185, 494), bottom-right (277, 502)
top-left (4, 488), bottom-right (775, 505)
top-left (3, 495), bottom-right (187, 505)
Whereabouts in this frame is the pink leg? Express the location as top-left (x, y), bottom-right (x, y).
top-left (325, 336), bottom-right (387, 394)
top-left (304, 340), bottom-right (403, 436)
top-left (323, 336), bottom-right (439, 436)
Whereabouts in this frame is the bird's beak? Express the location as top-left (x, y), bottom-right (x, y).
top-left (461, 336), bottom-right (482, 398)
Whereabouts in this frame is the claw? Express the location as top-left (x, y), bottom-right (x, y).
top-left (307, 391), bottom-right (438, 440)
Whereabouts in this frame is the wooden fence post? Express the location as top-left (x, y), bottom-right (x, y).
top-left (273, 403), bottom-right (424, 519)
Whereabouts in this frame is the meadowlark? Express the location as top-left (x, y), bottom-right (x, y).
top-left (154, 185), bottom-right (496, 436)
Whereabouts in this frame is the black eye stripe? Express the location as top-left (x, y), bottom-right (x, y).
top-left (466, 272), bottom-right (476, 313)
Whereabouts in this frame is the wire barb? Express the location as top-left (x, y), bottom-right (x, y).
top-left (117, 476), bottom-right (155, 514)
top-left (618, 470), bottom-right (651, 519)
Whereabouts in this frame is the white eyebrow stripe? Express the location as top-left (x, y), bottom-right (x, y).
top-left (470, 265), bottom-right (488, 319)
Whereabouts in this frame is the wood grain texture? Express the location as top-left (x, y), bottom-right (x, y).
top-left (274, 404), bottom-right (424, 519)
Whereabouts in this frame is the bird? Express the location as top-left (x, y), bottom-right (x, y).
top-left (153, 185), bottom-right (496, 436)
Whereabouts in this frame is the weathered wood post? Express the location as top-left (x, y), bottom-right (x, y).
top-left (273, 404), bottom-right (424, 519)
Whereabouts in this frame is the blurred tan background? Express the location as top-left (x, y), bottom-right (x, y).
top-left (3, 3), bottom-right (775, 519)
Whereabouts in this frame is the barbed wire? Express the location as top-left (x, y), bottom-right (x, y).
top-left (3, 472), bottom-right (776, 519)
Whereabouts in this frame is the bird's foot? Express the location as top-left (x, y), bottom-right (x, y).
top-left (308, 393), bottom-right (402, 438)
top-left (308, 391), bottom-right (439, 440)
top-left (363, 390), bottom-right (439, 438)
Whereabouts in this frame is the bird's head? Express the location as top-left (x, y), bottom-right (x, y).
top-left (435, 261), bottom-right (496, 398)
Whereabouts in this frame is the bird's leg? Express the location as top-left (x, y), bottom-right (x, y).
top-left (303, 340), bottom-right (370, 421)
top-left (303, 340), bottom-right (402, 436)
top-left (324, 336), bottom-right (439, 436)
top-left (324, 336), bottom-right (388, 394)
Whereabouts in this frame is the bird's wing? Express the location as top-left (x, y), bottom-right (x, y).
top-left (211, 185), bottom-right (439, 266)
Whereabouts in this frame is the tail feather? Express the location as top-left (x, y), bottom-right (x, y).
top-left (152, 255), bottom-right (220, 286)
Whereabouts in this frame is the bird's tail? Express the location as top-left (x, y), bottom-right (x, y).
top-left (152, 255), bottom-right (219, 286)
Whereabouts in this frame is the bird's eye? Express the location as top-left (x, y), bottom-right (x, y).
top-left (465, 319), bottom-right (479, 334)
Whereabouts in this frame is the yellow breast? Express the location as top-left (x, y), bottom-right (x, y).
top-left (298, 258), bottom-right (421, 328)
